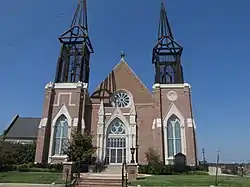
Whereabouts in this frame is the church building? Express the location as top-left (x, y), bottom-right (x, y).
top-left (2, 0), bottom-right (198, 166)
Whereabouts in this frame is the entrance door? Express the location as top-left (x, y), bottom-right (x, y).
top-left (106, 137), bottom-right (126, 164)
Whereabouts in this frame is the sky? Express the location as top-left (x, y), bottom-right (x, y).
top-left (0, 0), bottom-right (250, 163)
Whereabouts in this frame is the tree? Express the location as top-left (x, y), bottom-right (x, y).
top-left (65, 130), bottom-right (94, 163)
top-left (0, 140), bottom-right (36, 168)
top-left (145, 148), bottom-right (161, 165)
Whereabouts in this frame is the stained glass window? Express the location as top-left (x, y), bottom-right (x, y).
top-left (112, 91), bottom-right (130, 107)
top-left (53, 115), bottom-right (68, 155)
top-left (167, 115), bottom-right (182, 158)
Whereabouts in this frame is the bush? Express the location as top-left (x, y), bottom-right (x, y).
top-left (138, 164), bottom-right (174, 175)
top-left (0, 140), bottom-right (36, 171)
top-left (0, 162), bottom-right (63, 173)
top-left (139, 148), bottom-right (209, 175)
top-left (145, 148), bottom-right (161, 165)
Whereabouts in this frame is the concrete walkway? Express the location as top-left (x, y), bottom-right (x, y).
top-left (0, 184), bottom-right (64, 187)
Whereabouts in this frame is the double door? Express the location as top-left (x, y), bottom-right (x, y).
top-left (106, 137), bottom-right (126, 164)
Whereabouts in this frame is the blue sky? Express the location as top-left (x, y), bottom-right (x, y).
top-left (0, 0), bottom-right (250, 163)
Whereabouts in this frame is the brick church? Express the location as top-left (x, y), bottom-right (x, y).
top-left (2, 1), bottom-right (198, 166)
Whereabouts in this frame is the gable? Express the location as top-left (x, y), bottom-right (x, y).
top-left (91, 59), bottom-right (153, 104)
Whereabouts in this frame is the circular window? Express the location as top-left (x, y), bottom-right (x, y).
top-left (112, 91), bottom-right (130, 107)
top-left (110, 120), bottom-right (125, 134)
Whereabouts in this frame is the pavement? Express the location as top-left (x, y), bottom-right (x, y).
top-left (0, 184), bottom-right (65, 187)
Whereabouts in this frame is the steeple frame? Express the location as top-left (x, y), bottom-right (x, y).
top-left (55, 0), bottom-right (94, 84)
top-left (152, 2), bottom-right (184, 84)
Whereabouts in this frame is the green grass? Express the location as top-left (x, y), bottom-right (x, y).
top-left (130, 175), bottom-right (250, 186)
top-left (0, 172), bottom-right (67, 184)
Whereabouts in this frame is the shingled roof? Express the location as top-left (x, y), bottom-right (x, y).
top-left (3, 115), bottom-right (41, 140)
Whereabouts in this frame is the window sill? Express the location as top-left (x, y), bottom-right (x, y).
top-left (50, 155), bottom-right (68, 159)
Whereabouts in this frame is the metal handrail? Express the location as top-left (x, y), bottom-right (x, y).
top-left (121, 161), bottom-right (128, 187)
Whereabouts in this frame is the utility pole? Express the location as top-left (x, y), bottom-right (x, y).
top-left (202, 148), bottom-right (206, 164)
top-left (215, 150), bottom-right (220, 186)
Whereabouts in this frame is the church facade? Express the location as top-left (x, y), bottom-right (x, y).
top-left (4, 0), bottom-right (198, 166)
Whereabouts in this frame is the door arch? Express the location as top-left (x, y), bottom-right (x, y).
top-left (105, 118), bottom-right (127, 165)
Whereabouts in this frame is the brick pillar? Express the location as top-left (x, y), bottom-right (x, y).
top-left (35, 83), bottom-right (54, 163)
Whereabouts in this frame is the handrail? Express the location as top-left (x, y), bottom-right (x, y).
top-left (74, 161), bottom-right (81, 186)
top-left (121, 161), bottom-right (128, 187)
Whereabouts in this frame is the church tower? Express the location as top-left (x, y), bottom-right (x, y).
top-left (152, 2), bottom-right (197, 166)
top-left (35, 0), bottom-right (93, 163)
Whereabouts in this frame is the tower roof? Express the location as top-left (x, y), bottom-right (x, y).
top-left (152, 2), bottom-right (184, 84)
top-left (153, 1), bottom-right (183, 61)
top-left (59, 0), bottom-right (93, 52)
top-left (54, 0), bottom-right (93, 83)
top-left (158, 2), bottom-right (173, 40)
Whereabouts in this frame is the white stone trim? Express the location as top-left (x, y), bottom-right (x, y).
top-left (152, 83), bottom-right (191, 89)
top-left (51, 155), bottom-right (68, 161)
top-left (45, 81), bottom-right (88, 89)
top-left (96, 100), bottom-right (105, 161)
top-left (193, 119), bottom-right (196, 129)
top-left (48, 105), bottom-right (72, 163)
top-left (96, 106), bottom-right (137, 164)
top-left (73, 118), bottom-right (85, 130)
top-left (104, 113), bottom-right (130, 116)
top-left (53, 92), bottom-right (75, 107)
top-left (38, 118), bottom-right (48, 128)
top-left (187, 118), bottom-right (196, 130)
top-left (163, 103), bottom-right (187, 163)
top-left (152, 118), bottom-right (162, 129)
top-left (90, 103), bottom-right (154, 106)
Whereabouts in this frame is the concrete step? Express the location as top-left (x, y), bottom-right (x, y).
top-left (76, 177), bottom-right (123, 187)
top-left (104, 165), bottom-right (122, 174)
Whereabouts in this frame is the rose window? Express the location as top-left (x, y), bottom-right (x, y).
top-left (112, 91), bottom-right (130, 107)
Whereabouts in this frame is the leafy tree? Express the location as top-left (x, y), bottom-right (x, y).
top-left (65, 130), bottom-right (94, 163)
top-left (0, 140), bottom-right (36, 168)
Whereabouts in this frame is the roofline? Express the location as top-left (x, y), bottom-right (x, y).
top-left (91, 57), bottom-right (152, 96)
top-left (2, 114), bottom-right (19, 138)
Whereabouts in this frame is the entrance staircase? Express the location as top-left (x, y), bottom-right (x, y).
top-left (76, 166), bottom-right (124, 187)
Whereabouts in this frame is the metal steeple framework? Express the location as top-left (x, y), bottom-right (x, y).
top-left (55, 0), bottom-right (94, 83)
top-left (152, 2), bottom-right (184, 84)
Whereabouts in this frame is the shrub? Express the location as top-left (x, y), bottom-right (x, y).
top-left (0, 162), bottom-right (63, 173)
top-left (0, 140), bottom-right (36, 171)
top-left (138, 164), bottom-right (174, 175)
top-left (140, 148), bottom-right (208, 175)
top-left (145, 148), bottom-right (161, 165)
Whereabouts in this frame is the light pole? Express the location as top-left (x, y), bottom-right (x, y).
top-left (215, 150), bottom-right (220, 186)
top-left (130, 147), bottom-right (135, 163)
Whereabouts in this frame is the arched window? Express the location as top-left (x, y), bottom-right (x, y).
top-left (167, 115), bottom-right (182, 157)
top-left (53, 115), bottom-right (69, 155)
top-left (106, 118), bottom-right (126, 164)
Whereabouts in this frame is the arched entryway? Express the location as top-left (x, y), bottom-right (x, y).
top-left (105, 118), bottom-right (127, 164)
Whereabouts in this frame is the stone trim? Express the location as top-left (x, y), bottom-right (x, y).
top-left (163, 103), bottom-right (187, 163)
top-left (96, 105), bottom-right (137, 164)
top-left (38, 118), bottom-right (48, 128)
top-left (45, 81), bottom-right (88, 89)
top-left (152, 83), bottom-right (191, 89)
top-left (48, 105), bottom-right (73, 163)
top-left (187, 118), bottom-right (196, 129)
top-left (53, 93), bottom-right (76, 107)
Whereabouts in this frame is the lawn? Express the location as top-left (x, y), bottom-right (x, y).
top-left (0, 172), bottom-right (67, 184)
top-left (130, 175), bottom-right (250, 186)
